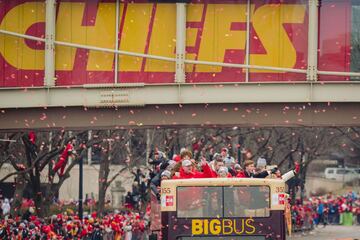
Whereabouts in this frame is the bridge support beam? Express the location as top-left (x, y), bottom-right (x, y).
top-left (114, 0), bottom-right (120, 84)
top-left (1, 82), bottom-right (360, 109)
top-left (307, 0), bottom-right (319, 81)
top-left (44, 0), bottom-right (56, 87)
top-left (175, 3), bottom-right (186, 83)
top-left (0, 103), bottom-right (359, 130)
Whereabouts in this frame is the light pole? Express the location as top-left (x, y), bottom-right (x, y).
top-left (237, 136), bottom-right (244, 165)
top-left (78, 154), bottom-right (83, 221)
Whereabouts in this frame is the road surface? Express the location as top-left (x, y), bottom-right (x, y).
top-left (289, 225), bottom-right (360, 240)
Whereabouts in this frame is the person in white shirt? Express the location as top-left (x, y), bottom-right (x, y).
top-left (1, 198), bottom-right (10, 218)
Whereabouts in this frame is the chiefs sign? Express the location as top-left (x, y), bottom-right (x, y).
top-left (0, 0), bottom-right (351, 86)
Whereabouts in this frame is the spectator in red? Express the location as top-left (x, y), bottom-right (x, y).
top-left (180, 149), bottom-right (192, 161)
top-left (234, 164), bottom-right (243, 176)
top-left (169, 149), bottom-right (193, 174)
top-left (52, 142), bottom-right (76, 177)
top-left (209, 156), bottom-right (224, 177)
top-left (172, 158), bottom-right (212, 179)
top-left (27, 131), bottom-right (38, 159)
top-left (209, 158), bottom-right (233, 178)
top-left (28, 131), bottom-right (36, 144)
top-left (356, 203), bottom-right (360, 225)
top-left (172, 154), bottom-right (181, 163)
top-left (217, 166), bottom-right (232, 178)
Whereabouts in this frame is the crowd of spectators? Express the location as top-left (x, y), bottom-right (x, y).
top-left (146, 147), bottom-right (360, 234)
top-left (0, 203), bottom-right (150, 239)
top-left (291, 191), bottom-right (360, 231)
top-left (148, 147), bottom-right (300, 201)
top-left (124, 169), bottom-right (148, 211)
top-left (1, 146), bottom-right (359, 239)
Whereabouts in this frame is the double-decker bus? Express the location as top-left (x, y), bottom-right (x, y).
top-left (160, 178), bottom-right (287, 240)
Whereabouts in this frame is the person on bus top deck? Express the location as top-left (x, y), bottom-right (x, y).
top-left (217, 166), bottom-right (231, 178)
top-left (148, 149), bottom-right (171, 181)
top-left (172, 157), bottom-right (213, 179)
top-left (267, 162), bottom-right (300, 182)
top-left (237, 160), bottom-right (276, 178)
top-left (221, 147), bottom-right (236, 167)
top-left (256, 157), bottom-right (267, 171)
top-left (148, 150), bottom-right (168, 167)
top-left (217, 150), bottom-right (237, 176)
top-left (209, 155), bottom-right (233, 178)
top-left (151, 170), bottom-right (172, 200)
top-left (170, 149), bottom-right (193, 174)
top-left (150, 158), bottom-right (176, 192)
top-left (209, 154), bottom-right (222, 173)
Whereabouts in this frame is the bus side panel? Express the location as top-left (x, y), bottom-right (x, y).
top-left (281, 209), bottom-right (287, 240)
top-left (161, 211), bottom-right (286, 240)
top-left (161, 211), bottom-right (172, 240)
top-left (150, 193), bottom-right (162, 232)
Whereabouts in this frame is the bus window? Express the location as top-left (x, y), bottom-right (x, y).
top-left (224, 186), bottom-right (270, 218)
top-left (177, 186), bottom-right (223, 218)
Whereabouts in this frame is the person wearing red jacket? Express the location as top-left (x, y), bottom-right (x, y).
top-left (52, 142), bottom-right (76, 177)
top-left (172, 158), bottom-right (213, 179)
top-left (28, 131), bottom-right (36, 144)
top-left (209, 159), bottom-right (225, 178)
top-left (27, 131), bottom-right (38, 159)
top-left (209, 160), bottom-right (233, 178)
top-left (174, 158), bottom-right (215, 218)
top-left (217, 166), bottom-right (232, 178)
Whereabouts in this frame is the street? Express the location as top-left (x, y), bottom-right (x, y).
top-left (289, 225), bottom-right (360, 240)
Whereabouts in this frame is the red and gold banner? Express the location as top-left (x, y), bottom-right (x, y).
top-left (0, 0), bottom-right (351, 87)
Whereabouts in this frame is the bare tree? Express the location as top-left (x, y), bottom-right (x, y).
top-left (0, 130), bottom-right (101, 217)
top-left (97, 129), bottom-right (132, 216)
top-left (1, 126), bottom-right (357, 217)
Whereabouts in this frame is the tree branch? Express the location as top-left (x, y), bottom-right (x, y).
top-left (38, 147), bottom-right (63, 172)
top-left (7, 156), bottom-right (22, 172)
top-left (106, 166), bottom-right (129, 188)
top-left (52, 139), bottom-right (101, 186)
top-left (278, 137), bottom-right (300, 168)
top-left (38, 135), bottom-right (86, 172)
top-left (0, 155), bottom-right (44, 183)
top-left (253, 129), bottom-right (273, 158)
top-left (335, 127), bottom-right (360, 149)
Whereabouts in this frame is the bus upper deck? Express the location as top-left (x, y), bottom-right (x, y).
top-left (160, 178), bottom-right (287, 240)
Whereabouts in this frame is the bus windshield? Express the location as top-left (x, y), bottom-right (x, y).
top-left (177, 186), bottom-right (270, 218)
